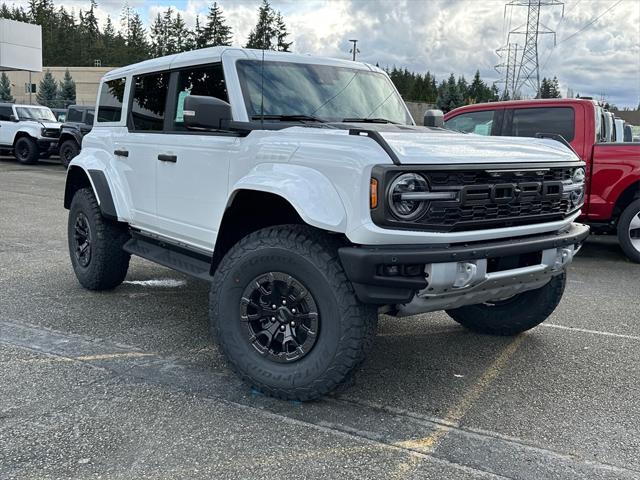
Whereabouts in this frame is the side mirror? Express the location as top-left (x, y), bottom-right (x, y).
top-left (183, 95), bottom-right (232, 130)
top-left (9, 114), bottom-right (19, 122)
top-left (423, 109), bottom-right (444, 128)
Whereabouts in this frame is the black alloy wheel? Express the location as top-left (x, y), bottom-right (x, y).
top-left (241, 271), bottom-right (319, 363)
top-left (73, 212), bottom-right (92, 268)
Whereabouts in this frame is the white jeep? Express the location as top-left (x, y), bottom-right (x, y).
top-left (64, 47), bottom-right (589, 400)
top-left (0, 103), bottom-right (62, 163)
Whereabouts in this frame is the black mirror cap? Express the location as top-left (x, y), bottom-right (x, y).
top-left (423, 109), bottom-right (444, 128)
top-left (9, 114), bottom-right (19, 122)
top-left (183, 95), bottom-right (232, 130)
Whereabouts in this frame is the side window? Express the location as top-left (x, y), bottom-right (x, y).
top-left (445, 110), bottom-right (494, 135)
top-left (511, 107), bottom-right (575, 142)
top-left (0, 106), bottom-right (13, 121)
top-left (67, 107), bottom-right (83, 122)
top-left (130, 72), bottom-right (170, 132)
top-left (171, 64), bottom-right (228, 131)
top-left (97, 78), bottom-right (126, 122)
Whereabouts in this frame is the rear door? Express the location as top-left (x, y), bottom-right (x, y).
top-left (0, 105), bottom-right (15, 145)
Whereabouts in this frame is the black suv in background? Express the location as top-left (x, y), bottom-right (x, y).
top-left (58, 105), bottom-right (94, 167)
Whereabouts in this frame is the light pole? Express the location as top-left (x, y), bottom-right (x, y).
top-left (349, 39), bottom-right (360, 61)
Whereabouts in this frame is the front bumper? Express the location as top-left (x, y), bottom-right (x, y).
top-left (37, 138), bottom-right (59, 153)
top-left (338, 223), bottom-right (590, 307)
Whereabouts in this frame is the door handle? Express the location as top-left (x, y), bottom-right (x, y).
top-left (158, 154), bottom-right (177, 163)
top-left (114, 149), bottom-right (128, 157)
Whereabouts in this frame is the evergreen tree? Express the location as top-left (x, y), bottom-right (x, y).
top-left (436, 74), bottom-right (463, 112)
top-left (274, 11), bottom-right (291, 51)
top-left (203, 2), bottom-right (233, 47)
top-left (172, 13), bottom-right (189, 53)
top-left (36, 70), bottom-right (58, 107)
top-left (125, 11), bottom-right (150, 64)
top-left (548, 76), bottom-right (561, 98)
top-left (58, 68), bottom-right (76, 107)
top-left (0, 72), bottom-right (14, 102)
top-left (150, 12), bottom-right (166, 57)
top-left (245, 0), bottom-right (275, 49)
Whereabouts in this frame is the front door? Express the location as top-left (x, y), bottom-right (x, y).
top-left (0, 105), bottom-right (15, 145)
top-left (153, 63), bottom-right (238, 251)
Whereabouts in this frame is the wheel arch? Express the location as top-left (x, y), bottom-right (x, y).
top-left (612, 180), bottom-right (640, 223)
top-left (64, 165), bottom-right (118, 221)
top-left (12, 131), bottom-right (36, 146)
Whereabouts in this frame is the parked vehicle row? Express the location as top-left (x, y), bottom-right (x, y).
top-left (63, 47), bottom-right (589, 401)
top-left (444, 98), bottom-right (640, 262)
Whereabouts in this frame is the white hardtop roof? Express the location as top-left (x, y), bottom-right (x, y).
top-left (103, 47), bottom-right (382, 81)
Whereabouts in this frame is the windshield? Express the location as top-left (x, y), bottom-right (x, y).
top-left (236, 60), bottom-right (412, 125)
top-left (16, 106), bottom-right (57, 123)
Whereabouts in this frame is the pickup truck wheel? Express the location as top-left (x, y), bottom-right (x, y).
top-left (59, 140), bottom-right (80, 168)
top-left (210, 225), bottom-right (378, 401)
top-left (68, 188), bottom-right (130, 290)
top-left (617, 199), bottom-right (640, 263)
top-left (14, 137), bottom-right (39, 164)
top-left (446, 273), bottom-right (566, 336)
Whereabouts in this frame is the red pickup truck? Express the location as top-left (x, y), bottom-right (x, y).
top-left (444, 99), bottom-right (640, 262)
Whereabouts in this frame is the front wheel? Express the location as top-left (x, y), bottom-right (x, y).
top-left (617, 199), bottom-right (640, 263)
top-left (446, 273), bottom-right (566, 336)
top-left (59, 139), bottom-right (80, 168)
top-left (210, 225), bottom-right (378, 401)
top-left (14, 137), bottom-right (39, 164)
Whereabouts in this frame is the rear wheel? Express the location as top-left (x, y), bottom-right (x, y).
top-left (617, 199), bottom-right (640, 263)
top-left (14, 137), bottom-right (39, 164)
top-left (446, 273), bottom-right (566, 336)
top-left (68, 188), bottom-right (130, 290)
top-left (210, 225), bottom-right (377, 401)
top-left (59, 139), bottom-right (80, 168)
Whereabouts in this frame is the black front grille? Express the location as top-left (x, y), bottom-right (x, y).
top-left (371, 164), bottom-right (584, 232)
top-left (42, 128), bottom-right (60, 138)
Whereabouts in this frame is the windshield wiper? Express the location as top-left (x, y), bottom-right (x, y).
top-left (251, 114), bottom-right (326, 123)
top-left (341, 117), bottom-right (400, 124)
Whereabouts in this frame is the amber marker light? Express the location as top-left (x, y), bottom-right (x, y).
top-left (370, 178), bottom-right (379, 209)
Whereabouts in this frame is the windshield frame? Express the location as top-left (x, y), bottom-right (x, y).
top-left (234, 59), bottom-right (413, 126)
top-left (15, 106), bottom-right (57, 123)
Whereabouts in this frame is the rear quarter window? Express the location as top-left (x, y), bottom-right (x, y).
top-left (97, 78), bottom-right (126, 123)
top-left (511, 107), bottom-right (575, 142)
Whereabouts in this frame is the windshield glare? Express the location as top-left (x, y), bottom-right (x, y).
top-left (16, 107), bottom-right (57, 123)
top-left (236, 60), bottom-right (412, 125)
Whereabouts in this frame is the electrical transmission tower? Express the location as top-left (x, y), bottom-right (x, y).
top-left (504, 0), bottom-right (564, 98)
top-left (494, 43), bottom-right (519, 99)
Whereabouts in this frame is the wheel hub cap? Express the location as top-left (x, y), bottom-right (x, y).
top-left (240, 272), bottom-right (319, 363)
top-left (629, 212), bottom-right (640, 252)
top-left (74, 213), bottom-right (92, 267)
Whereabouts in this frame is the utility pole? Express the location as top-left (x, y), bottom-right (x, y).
top-left (504, 0), bottom-right (564, 98)
top-left (349, 39), bottom-right (360, 61)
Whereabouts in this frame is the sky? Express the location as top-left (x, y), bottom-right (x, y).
top-left (11, 0), bottom-right (640, 107)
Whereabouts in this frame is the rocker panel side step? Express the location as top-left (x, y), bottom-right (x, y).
top-left (123, 234), bottom-right (213, 282)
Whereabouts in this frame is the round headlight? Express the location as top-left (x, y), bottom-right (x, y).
top-left (572, 167), bottom-right (585, 184)
top-left (388, 173), bottom-right (430, 220)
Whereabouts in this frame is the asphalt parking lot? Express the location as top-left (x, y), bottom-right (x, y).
top-left (1, 157), bottom-right (639, 480)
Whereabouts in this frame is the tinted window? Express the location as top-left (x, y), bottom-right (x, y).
top-left (0, 106), bottom-right (13, 121)
top-left (97, 78), bottom-right (126, 122)
top-left (86, 110), bottom-right (94, 125)
top-left (511, 107), bottom-right (575, 142)
top-left (172, 64), bottom-right (228, 131)
top-left (445, 110), bottom-right (494, 135)
top-left (131, 72), bottom-right (170, 131)
top-left (67, 107), bottom-right (83, 122)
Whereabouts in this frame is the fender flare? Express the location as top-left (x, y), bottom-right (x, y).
top-left (229, 163), bottom-right (348, 232)
top-left (64, 165), bottom-right (118, 220)
top-left (58, 130), bottom-right (83, 148)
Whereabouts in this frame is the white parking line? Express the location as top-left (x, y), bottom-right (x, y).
top-left (541, 323), bottom-right (640, 341)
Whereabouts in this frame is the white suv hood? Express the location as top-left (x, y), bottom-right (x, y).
top-left (41, 121), bottom-right (61, 129)
top-left (378, 130), bottom-right (579, 165)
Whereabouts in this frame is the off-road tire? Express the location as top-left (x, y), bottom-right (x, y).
top-left (14, 137), bottom-right (39, 164)
top-left (446, 273), bottom-right (566, 336)
top-left (59, 139), bottom-right (80, 168)
top-left (210, 225), bottom-right (378, 401)
top-left (68, 188), bottom-right (130, 290)
top-left (617, 199), bottom-right (640, 263)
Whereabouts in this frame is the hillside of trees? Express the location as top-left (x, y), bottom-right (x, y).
top-left (1, 0), bottom-right (569, 112)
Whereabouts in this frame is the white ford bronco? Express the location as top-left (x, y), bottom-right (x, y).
top-left (0, 103), bottom-right (62, 163)
top-left (64, 47), bottom-right (589, 400)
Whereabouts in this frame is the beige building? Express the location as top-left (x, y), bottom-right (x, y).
top-left (2, 66), bottom-right (114, 106)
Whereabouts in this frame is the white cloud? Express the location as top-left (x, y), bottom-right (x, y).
top-left (9, 0), bottom-right (640, 107)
